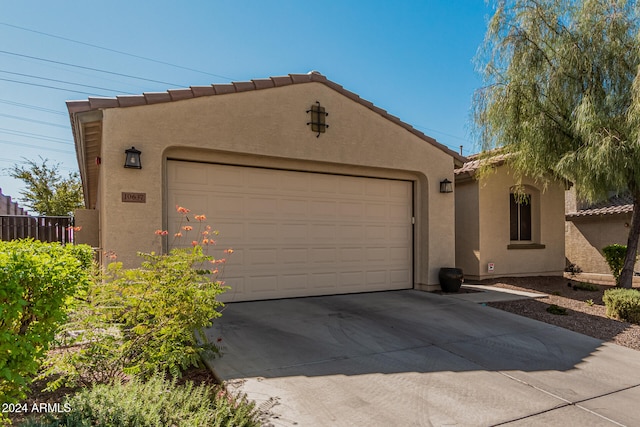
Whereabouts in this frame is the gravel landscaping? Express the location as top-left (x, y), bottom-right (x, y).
top-left (477, 276), bottom-right (640, 351)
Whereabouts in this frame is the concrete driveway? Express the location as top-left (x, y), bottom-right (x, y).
top-left (204, 290), bottom-right (640, 426)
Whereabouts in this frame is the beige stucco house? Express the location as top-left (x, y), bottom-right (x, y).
top-left (454, 156), bottom-right (566, 280)
top-left (565, 188), bottom-right (640, 282)
top-left (68, 72), bottom-right (465, 302)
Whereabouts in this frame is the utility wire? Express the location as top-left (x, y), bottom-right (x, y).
top-left (0, 49), bottom-right (183, 87)
top-left (0, 113), bottom-right (68, 128)
top-left (0, 128), bottom-right (70, 144)
top-left (0, 22), bottom-right (236, 81)
top-left (0, 77), bottom-right (106, 96)
top-left (0, 99), bottom-right (66, 115)
top-left (0, 70), bottom-right (136, 95)
top-left (0, 139), bottom-right (74, 154)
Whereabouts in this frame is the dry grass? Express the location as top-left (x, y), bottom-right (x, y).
top-left (481, 276), bottom-right (640, 351)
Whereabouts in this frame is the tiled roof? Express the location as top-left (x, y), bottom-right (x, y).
top-left (566, 193), bottom-right (634, 218)
top-left (454, 153), bottom-right (509, 176)
top-left (66, 71), bottom-right (466, 163)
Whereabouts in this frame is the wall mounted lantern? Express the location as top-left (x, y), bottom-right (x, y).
top-left (439, 178), bottom-right (453, 193)
top-left (306, 101), bottom-right (329, 137)
top-left (124, 146), bottom-right (142, 169)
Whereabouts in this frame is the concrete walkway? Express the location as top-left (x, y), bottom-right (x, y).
top-left (204, 290), bottom-right (640, 426)
top-left (444, 284), bottom-right (547, 303)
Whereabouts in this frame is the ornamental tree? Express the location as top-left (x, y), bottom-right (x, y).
top-left (474, 0), bottom-right (640, 288)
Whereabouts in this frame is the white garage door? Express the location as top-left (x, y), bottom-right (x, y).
top-left (167, 161), bottom-right (413, 302)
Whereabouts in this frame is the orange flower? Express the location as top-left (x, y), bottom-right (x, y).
top-left (194, 214), bottom-right (206, 221)
top-left (191, 240), bottom-right (198, 247)
top-left (176, 205), bottom-right (190, 214)
top-left (182, 226), bottom-right (193, 231)
top-left (206, 225), bottom-right (212, 231)
top-left (154, 229), bottom-right (169, 236)
top-left (211, 268), bottom-right (219, 274)
top-left (223, 248), bottom-right (234, 254)
top-left (174, 232), bottom-right (182, 238)
top-left (73, 226), bottom-right (82, 232)
top-left (202, 238), bottom-right (209, 245)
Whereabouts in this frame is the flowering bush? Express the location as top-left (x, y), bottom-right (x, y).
top-left (0, 240), bottom-right (93, 408)
top-left (41, 206), bottom-right (232, 388)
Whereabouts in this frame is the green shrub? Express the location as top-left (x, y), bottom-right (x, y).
top-left (603, 288), bottom-right (640, 324)
top-left (20, 373), bottom-right (259, 427)
top-left (572, 282), bottom-right (600, 291)
top-left (546, 304), bottom-right (567, 315)
top-left (42, 245), bottom-right (228, 388)
top-left (602, 244), bottom-right (628, 286)
top-left (0, 240), bottom-right (93, 408)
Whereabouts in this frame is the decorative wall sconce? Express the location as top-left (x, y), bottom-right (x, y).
top-left (124, 146), bottom-right (142, 169)
top-left (439, 178), bottom-right (453, 193)
top-left (306, 101), bottom-right (329, 137)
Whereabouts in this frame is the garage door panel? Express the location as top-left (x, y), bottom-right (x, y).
top-left (247, 223), bottom-right (278, 240)
top-left (282, 248), bottom-right (308, 264)
top-left (167, 161), bottom-right (413, 301)
top-left (247, 197), bottom-right (277, 216)
top-left (311, 272), bottom-right (337, 289)
top-left (211, 196), bottom-right (244, 217)
top-left (248, 275), bottom-right (278, 293)
top-left (281, 274), bottom-right (308, 290)
top-left (280, 199), bottom-right (307, 216)
top-left (309, 200), bottom-right (337, 218)
top-left (281, 223), bottom-right (308, 241)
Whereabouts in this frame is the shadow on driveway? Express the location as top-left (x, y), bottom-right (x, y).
top-left (204, 290), bottom-right (640, 426)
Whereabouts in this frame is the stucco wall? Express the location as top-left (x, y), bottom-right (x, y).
top-left (566, 214), bottom-right (640, 275)
top-left (94, 82), bottom-right (455, 288)
top-left (458, 166), bottom-right (565, 280)
top-left (454, 178), bottom-right (480, 277)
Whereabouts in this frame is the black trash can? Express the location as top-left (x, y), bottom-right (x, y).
top-left (438, 267), bottom-right (464, 293)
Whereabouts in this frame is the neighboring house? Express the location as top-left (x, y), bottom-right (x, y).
top-left (454, 155), bottom-right (566, 280)
top-left (565, 188), bottom-right (640, 279)
top-left (0, 188), bottom-right (28, 215)
top-left (67, 72), bottom-right (465, 302)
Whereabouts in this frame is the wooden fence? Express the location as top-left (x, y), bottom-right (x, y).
top-left (0, 215), bottom-right (74, 244)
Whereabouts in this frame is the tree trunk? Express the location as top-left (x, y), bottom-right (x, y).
top-left (619, 195), bottom-right (640, 288)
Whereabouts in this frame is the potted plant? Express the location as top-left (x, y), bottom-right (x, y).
top-left (439, 267), bottom-right (464, 292)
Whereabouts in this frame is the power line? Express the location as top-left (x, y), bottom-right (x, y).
top-left (0, 99), bottom-right (66, 115)
top-left (0, 113), bottom-right (68, 128)
top-left (0, 49), bottom-right (184, 87)
top-left (0, 128), bottom-right (70, 144)
top-left (0, 139), bottom-right (74, 154)
top-left (0, 22), bottom-right (236, 81)
top-left (0, 77), bottom-right (107, 96)
top-left (0, 69), bottom-right (136, 95)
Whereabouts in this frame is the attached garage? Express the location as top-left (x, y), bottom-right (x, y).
top-left (167, 160), bottom-right (413, 301)
top-left (68, 72), bottom-right (462, 294)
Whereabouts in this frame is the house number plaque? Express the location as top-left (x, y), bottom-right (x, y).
top-left (121, 192), bottom-right (146, 203)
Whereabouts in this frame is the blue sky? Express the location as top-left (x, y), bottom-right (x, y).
top-left (0, 1), bottom-right (493, 206)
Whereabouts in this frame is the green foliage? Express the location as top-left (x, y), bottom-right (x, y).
top-left (474, 0), bottom-right (640, 198)
top-left (474, 0), bottom-right (640, 288)
top-left (603, 288), bottom-right (640, 324)
top-left (572, 282), bottom-right (600, 292)
top-left (20, 373), bottom-right (259, 427)
top-left (546, 304), bottom-right (567, 315)
top-left (586, 299), bottom-right (595, 307)
top-left (42, 246), bottom-right (227, 388)
top-left (602, 244), bottom-right (628, 286)
top-left (0, 240), bottom-right (93, 408)
top-left (8, 157), bottom-right (83, 216)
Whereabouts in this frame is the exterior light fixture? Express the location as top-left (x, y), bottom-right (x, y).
top-left (124, 146), bottom-right (142, 169)
top-left (439, 178), bottom-right (453, 193)
top-left (306, 101), bottom-right (329, 137)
